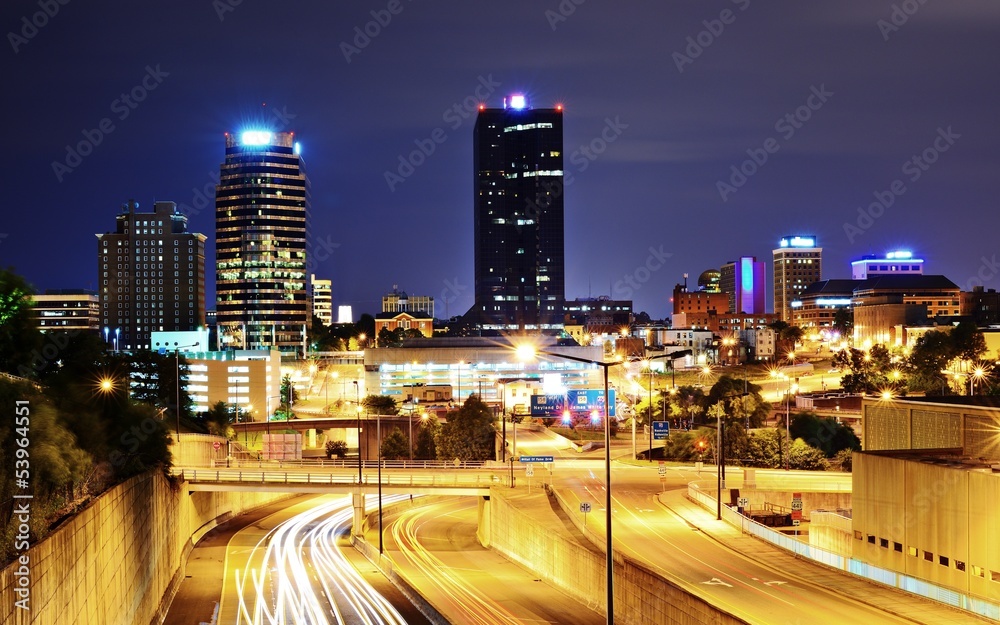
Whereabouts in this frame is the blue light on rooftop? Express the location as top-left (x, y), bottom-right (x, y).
top-left (241, 130), bottom-right (273, 146)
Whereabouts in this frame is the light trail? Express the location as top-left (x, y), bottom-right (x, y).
top-left (389, 502), bottom-right (523, 625)
top-left (231, 494), bottom-right (409, 625)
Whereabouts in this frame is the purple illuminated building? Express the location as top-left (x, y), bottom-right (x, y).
top-left (720, 256), bottom-right (766, 315)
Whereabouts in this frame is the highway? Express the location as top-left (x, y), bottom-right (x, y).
top-left (515, 428), bottom-right (922, 624)
top-left (383, 497), bottom-right (605, 625)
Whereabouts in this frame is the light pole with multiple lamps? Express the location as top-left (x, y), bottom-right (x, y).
top-left (516, 344), bottom-right (616, 625)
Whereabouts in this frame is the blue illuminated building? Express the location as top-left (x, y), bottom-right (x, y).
top-left (215, 130), bottom-right (308, 352)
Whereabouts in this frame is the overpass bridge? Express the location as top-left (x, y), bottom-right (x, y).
top-left (170, 461), bottom-right (500, 535)
top-left (170, 465), bottom-right (497, 497)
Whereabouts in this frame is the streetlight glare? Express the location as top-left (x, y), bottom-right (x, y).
top-left (99, 378), bottom-right (114, 392)
top-left (515, 344), bottom-right (537, 362)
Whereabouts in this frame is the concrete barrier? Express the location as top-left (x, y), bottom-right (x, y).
top-left (484, 487), bottom-right (750, 625)
top-left (0, 471), bottom-right (292, 625)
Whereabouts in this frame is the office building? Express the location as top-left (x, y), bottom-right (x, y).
top-left (773, 235), bottom-right (822, 323)
top-left (215, 130), bottom-right (308, 353)
top-left (792, 279), bottom-right (859, 331)
top-left (851, 250), bottom-right (924, 280)
top-left (471, 94), bottom-right (565, 330)
top-left (96, 200), bottom-right (206, 351)
top-left (720, 256), bottom-right (766, 315)
top-left (311, 274), bottom-right (332, 326)
top-left (851, 275), bottom-right (960, 347)
top-left (30, 289), bottom-right (100, 334)
top-left (383, 286), bottom-right (434, 318)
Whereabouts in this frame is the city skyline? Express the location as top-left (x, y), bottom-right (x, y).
top-left (3, 1), bottom-right (1000, 319)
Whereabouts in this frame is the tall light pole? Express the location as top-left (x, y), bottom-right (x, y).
top-left (354, 380), bottom-right (362, 483)
top-left (156, 341), bottom-right (199, 441)
top-left (376, 408), bottom-right (383, 554)
top-left (517, 344), bottom-right (616, 624)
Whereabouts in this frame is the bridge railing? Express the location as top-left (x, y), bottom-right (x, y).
top-left (171, 466), bottom-right (500, 487)
top-left (205, 458), bottom-right (490, 470)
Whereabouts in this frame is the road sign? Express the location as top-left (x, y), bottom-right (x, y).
top-left (529, 390), bottom-right (617, 417)
top-left (652, 421), bottom-right (670, 440)
top-left (525, 465), bottom-right (535, 477)
top-left (519, 455), bottom-right (554, 463)
top-left (791, 501), bottom-right (803, 511)
top-left (580, 502), bottom-right (592, 514)
top-left (792, 519), bottom-right (801, 526)
top-left (737, 497), bottom-right (749, 508)
top-left (657, 463), bottom-right (667, 476)
top-left (791, 510), bottom-right (802, 521)
top-left (213, 441), bottom-right (221, 450)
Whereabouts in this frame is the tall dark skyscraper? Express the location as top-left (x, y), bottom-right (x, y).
top-left (215, 130), bottom-right (308, 352)
top-left (471, 94), bottom-right (565, 331)
top-left (96, 200), bottom-right (206, 350)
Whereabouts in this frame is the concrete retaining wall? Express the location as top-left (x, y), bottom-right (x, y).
top-left (0, 471), bottom-right (291, 625)
top-left (484, 488), bottom-right (749, 625)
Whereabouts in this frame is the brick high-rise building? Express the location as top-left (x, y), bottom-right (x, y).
top-left (96, 200), bottom-right (206, 350)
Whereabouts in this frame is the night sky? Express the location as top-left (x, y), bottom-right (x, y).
top-left (3, 1), bottom-right (999, 320)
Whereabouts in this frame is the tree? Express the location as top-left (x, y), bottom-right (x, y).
top-left (704, 375), bottom-right (771, 428)
top-left (436, 396), bottom-right (496, 461)
top-left (906, 330), bottom-right (956, 394)
top-left (834, 345), bottom-right (892, 394)
top-left (789, 411), bottom-right (860, 457)
top-left (325, 440), bottom-right (348, 459)
top-left (666, 385), bottom-right (705, 426)
top-left (832, 307), bottom-right (853, 341)
top-left (362, 394), bottom-right (399, 415)
top-left (788, 438), bottom-right (830, 471)
top-left (0, 268), bottom-right (42, 377)
top-left (380, 428), bottom-right (409, 460)
top-left (414, 415), bottom-right (440, 460)
top-left (834, 448), bottom-right (853, 472)
top-left (744, 429), bottom-right (783, 468)
top-left (951, 321), bottom-right (987, 362)
top-left (204, 401), bottom-right (232, 437)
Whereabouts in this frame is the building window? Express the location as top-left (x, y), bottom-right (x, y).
top-left (893, 542), bottom-right (902, 553)
top-left (867, 535), bottom-right (875, 545)
top-left (879, 538), bottom-right (889, 549)
top-left (939, 556), bottom-right (949, 567)
top-left (955, 561), bottom-right (966, 572)
top-left (908, 547), bottom-right (918, 557)
top-left (923, 551), bottom-right (933, 562)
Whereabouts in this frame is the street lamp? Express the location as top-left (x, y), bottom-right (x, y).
top-left (354, 380), bottom-right (362, 483)
top-left (157, 341), bottom-right (200, 441)
top-left (516, 343), bottom-right (616, 625)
